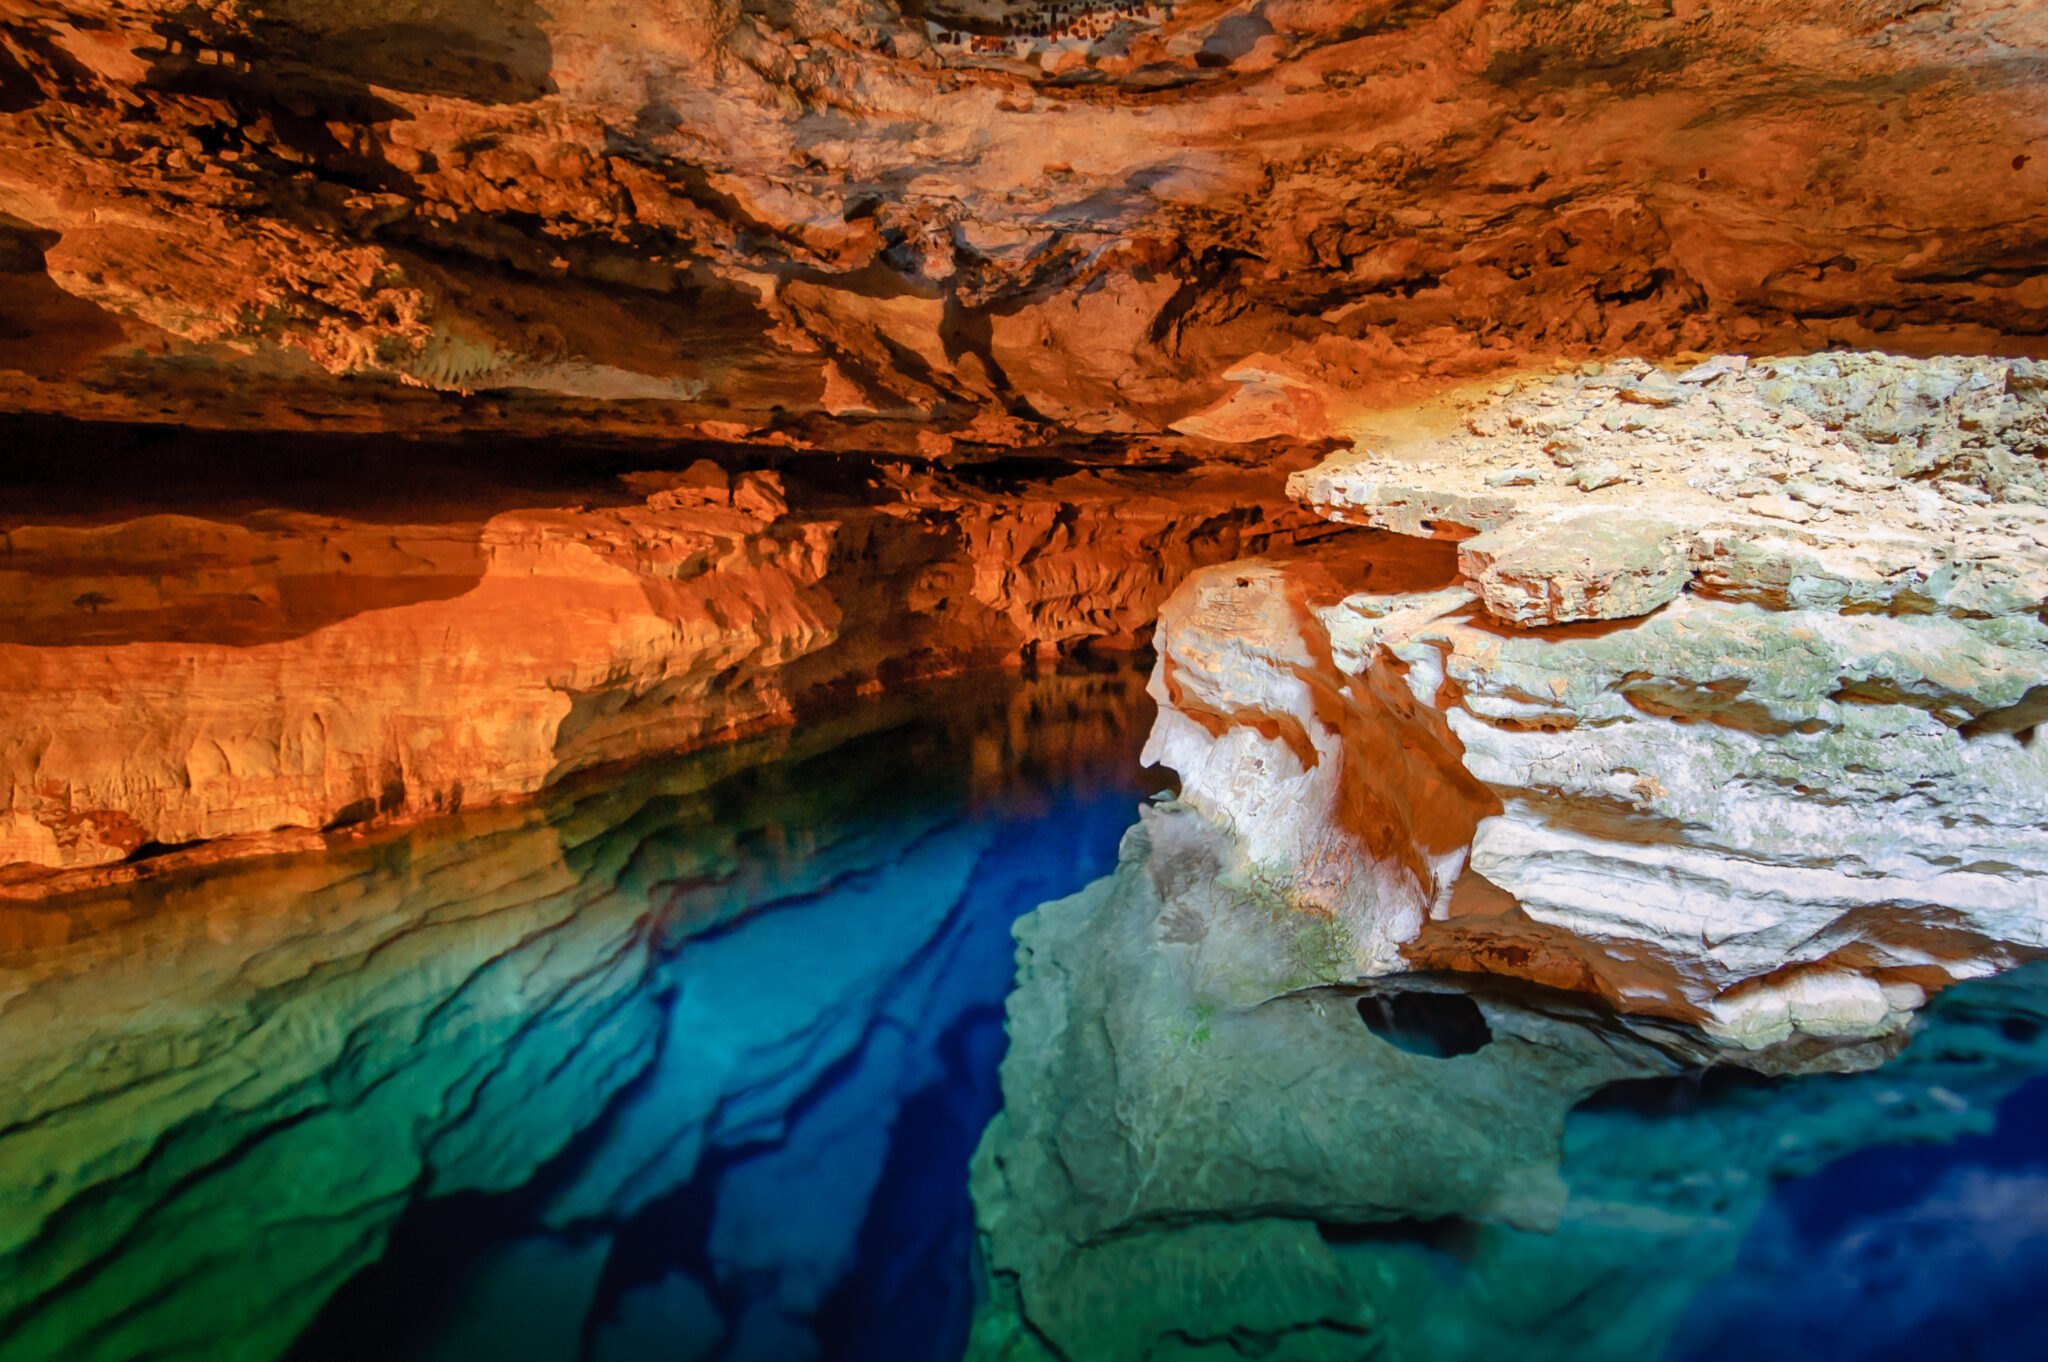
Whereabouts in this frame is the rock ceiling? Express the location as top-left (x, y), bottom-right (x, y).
top-left (1, 0), bottom-right (2044, 444)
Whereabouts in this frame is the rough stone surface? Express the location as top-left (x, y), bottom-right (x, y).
top-left (1143, 353), bottom-right (2048, 1044)
top-left (0, 452), bottom-right (1331, 882)
top-left (1455, 508), bottom-right (1694, 625)
top-left (0, 3), bottom-right (2044, 439)
top-left (1290, 352), bottom-right (2048, 621)
top-left (1139, 543), bottom-right (1494, 976)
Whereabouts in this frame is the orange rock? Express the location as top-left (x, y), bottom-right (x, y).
top-left (0, 455), bottom-right (1342, 882)
top-left (2, 0), bottom-right (2040, 439)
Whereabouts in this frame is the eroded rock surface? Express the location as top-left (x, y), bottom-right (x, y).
top-left (0, 1), bottom-right (2043, 438)
top-left (0, 451), bottom-right (1329, 882)
top-left (1144, 353), bottom-right (2048, 1046)
top-left (1293, 351), bottom-right (2048, 622)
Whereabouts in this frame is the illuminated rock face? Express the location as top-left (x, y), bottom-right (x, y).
top-left (3, 0), bottom-right (2045, 1025)
top-left (0, 498), bottom-right (838, 872)
top-left (0, 454), bottom-right (1325, 880)
top-left (0, 0), bottom-right (2043, 437)
top-left (1142, 354), bottom-right (2048, 1046)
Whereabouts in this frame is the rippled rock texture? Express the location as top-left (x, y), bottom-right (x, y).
top-left (1144, 352), bottom-right (2048, 1045)
top-left (0, 447), bottom-right (1326, 880)
top-left (0, 0), bottom-right (2043, 436)
top-left (0, 670), bottom-right (1153, 1362)
top-left (968, 811), bottom-right (2048, 1360)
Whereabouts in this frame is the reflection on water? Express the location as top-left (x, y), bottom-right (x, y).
top-left (5, 673), bottom-right (2048, 1362)
top-left (0, 670), bottom-right (1159, 1362)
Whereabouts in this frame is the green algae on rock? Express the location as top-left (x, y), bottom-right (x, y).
top-left (967, 808), bottom-right (2048, 1361)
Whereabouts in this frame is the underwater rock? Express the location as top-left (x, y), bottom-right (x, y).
top-left (0, 670), bottom-right (1152, 1362)
top-left (968, 818), bottom-right (2048, 1360)
top-left (412, 1236), bottom-right (614, 1362)
top-left (1144, 354), bottom-right (2048, 1043)
top-left (588, 1274), bottom-right (724, 1362)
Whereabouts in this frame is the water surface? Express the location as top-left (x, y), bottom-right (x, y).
top-left (0, 670), bottom-right (1158, 1362)
top-left (4, 668), bottom-right (2047, 1362)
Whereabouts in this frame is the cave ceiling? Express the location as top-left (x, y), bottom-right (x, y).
top-left (0, 0), bottom-right (2043, 448)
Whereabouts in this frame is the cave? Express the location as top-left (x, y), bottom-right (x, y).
top-left (1355, 989), bottom-right (1494, 1059)
top-left (3, 0), bottom-right (2047, 1358)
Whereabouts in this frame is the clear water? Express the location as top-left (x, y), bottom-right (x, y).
top-left (2, 668), bottom-right (2045, 1362)
top-left (1551, 976), bottom-right (2048, 1362)
top-left (0, 670), bottom-right (1159, 1362)
top-left (1665, 995), bottom-right (2048, 1362)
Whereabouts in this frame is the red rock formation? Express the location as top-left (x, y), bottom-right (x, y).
top-left (0, 450), bottom-right (1337, 886)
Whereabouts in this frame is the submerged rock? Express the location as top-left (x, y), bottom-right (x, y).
top-left (0, 670), bottom-right (1153, 1362)
top-left (968, 820), bottom-right (2048, 1360)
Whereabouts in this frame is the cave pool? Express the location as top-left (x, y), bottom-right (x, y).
top-left (2, 668), bottom-right (2046, 1362)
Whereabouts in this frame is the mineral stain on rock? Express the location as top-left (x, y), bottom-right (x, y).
top-left (1153, 353), bottom-right (2048, 1045)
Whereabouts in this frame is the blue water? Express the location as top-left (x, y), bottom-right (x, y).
top-left (5, 665), bottom-right (2048, 1362)
top-left (280, 674), bottom-right (1160, 1362)
top-left (1663, 992), bottom-right (2048, 1362)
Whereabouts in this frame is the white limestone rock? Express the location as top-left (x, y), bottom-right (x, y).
top-left (1456, 508), bottom-right (1694, 625)
top-left (1144, 353), bottom-right (2048, 1045)
top-left (1287, 352), bottom-right (2048, 627)
top-left (1140, 561), bottom-right (1493, 979)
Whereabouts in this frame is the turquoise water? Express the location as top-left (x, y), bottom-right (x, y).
top-left (0, 671), bottom-right (1158, 1362)
top-left (2, 668), bottom-right (2045, 1362)
top-left (970, 840), bottom-right (2048, 1362)
top-left (1667, 980), bottom-right (2048, 1362)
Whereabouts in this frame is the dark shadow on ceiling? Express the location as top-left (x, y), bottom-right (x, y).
top-left (0, 218), bottom-right (132, 380)
top-left (150, 0), bottom-right (556, 109)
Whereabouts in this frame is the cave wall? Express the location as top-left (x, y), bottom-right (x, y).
top-left (3, 0), bottom-right (2046, 1023)
top-left (0, 444), bottom-right (1338, 885)
top-left (1137, 352), bottom-right (2048, 1047)
top-left (0, 0), bottom-right (2043, 439)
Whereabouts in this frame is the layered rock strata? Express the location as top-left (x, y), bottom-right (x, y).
top-left (0, 451), bottom-right (1332, 882)
top-left (0, 669), bottom-right (1150, 1362)
top-left (1144, 352), bottom-right (2048, 1046)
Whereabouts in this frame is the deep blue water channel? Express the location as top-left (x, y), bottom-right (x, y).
top-left (286, 671), bottom-right (1160, 1362)
top-left (1, 666), bottom-right (2046, 1361)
